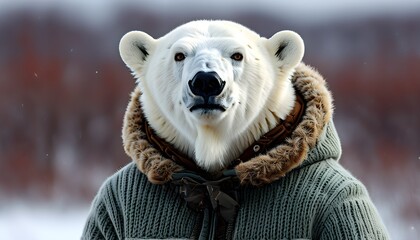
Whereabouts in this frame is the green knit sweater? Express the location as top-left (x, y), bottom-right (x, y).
top-left (82, 64), bottom-right (389, 239)
top-left (82, 122), bottom-right (388, 239)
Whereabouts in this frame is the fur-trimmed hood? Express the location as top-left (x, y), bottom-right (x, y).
top-left (122, 63), bottom-right (341, 186)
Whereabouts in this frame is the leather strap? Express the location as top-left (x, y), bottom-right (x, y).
top-left (231, 91), bottom-right (305, 166)
top-left (144, 120), bottom-right (208, 175)
top-left (143, 91), bottom-right (305, 173)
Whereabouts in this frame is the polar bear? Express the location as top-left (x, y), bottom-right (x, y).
top-left (119, 20), bottom-right (304, 172)
top-left (82, 20), bottom-right (389, 239)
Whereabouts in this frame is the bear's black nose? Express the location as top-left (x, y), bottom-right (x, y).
top-left (188, 71), bottom-right (225, 101)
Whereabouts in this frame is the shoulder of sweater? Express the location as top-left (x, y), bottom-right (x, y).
top-left (291, 159), bottom-right (373, 212)
top-left (83, 163), bottom-right (144, 239)
top-left (291, 158), bottom-right (369, 198)
top-left (94, 162), bottom-right (149, 202)
top-left (316, 159), bottom-right (371, 203)
top-left (309, 161), bottom-right (389, 239)
top-left (324, 159), bottom-right (367, 189)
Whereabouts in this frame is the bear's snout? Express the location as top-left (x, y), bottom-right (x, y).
top-left (188, 71), bottom-right (225, 102)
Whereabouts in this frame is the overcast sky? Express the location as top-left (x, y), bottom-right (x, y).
top-left (1, 0), bottom-right (420, 24)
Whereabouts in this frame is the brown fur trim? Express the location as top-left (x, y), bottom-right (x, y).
top-left (122, 89), bottom-right (183, 184)
top-left (235, 63), bottom-right (333, 186)
top-left (122, 63), bottom-right (333, 186)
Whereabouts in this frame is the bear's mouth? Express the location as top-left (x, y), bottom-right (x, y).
top-left (190, 104), bottom-right (226, 112)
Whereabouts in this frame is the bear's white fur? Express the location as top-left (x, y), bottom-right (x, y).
top-left (119, 20), bottom-right (304, 172)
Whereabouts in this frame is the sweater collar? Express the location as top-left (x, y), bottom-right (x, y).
top-left (122, 63), bottom-right (337, 186)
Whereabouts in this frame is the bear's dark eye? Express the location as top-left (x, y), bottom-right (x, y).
top-left (174, 52), bottom-right (186, 62)
top-left (231, 52), bottom-right (243, 61)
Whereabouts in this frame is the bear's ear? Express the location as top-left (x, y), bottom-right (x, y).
top-left (266, 30), bottom-right (304, 69)
top-left (119, 31), bottom-right (156, 72)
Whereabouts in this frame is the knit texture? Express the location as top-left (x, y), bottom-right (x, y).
top-left (82, 121), bottom-right (389, 239)
top-left (82, 163), bottom-right (199, 239)
top-left (82, 64), bottom-right (389, 239)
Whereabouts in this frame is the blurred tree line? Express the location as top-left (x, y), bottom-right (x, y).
top-left (0, 6), bottom-right (419, 227)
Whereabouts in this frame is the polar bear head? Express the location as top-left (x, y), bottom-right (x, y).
top-left (119, 20), bottom-right (304, 172)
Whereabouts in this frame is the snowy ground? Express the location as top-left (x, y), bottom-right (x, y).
top-left (0, 202), bottom-right (90, 240)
